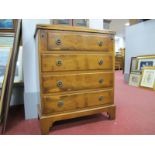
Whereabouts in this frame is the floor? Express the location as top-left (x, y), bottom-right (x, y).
top-left (1, 70), bottom-right (155, 135)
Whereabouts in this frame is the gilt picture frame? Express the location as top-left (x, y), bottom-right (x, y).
top-left (140, 66), bottom-right (155, 90)
top-left (130, 57), bottom-right (138, 73)
top-left (129, 71), bottom-right (142, 87)
top-left (137, 55), bottom-right (155, 71)
top-left (0, 19), bottom-right (22, 133)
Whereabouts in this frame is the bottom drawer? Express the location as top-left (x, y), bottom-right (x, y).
top-left (42, 89), bottom-right (113, 114)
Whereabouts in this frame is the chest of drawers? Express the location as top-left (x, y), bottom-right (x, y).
top-left (35, 25), bottom-right (116, 134)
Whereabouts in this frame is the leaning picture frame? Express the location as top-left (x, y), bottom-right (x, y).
top-left (130, 57), bottom-right (138, 73)
top-left (72, 19), bottom-right (89, 27)
top-left (137, 55), bottom-right (155, 71)
top-left (0, 19), bottom-right (17, 32)
top-left (51, 19), bottom-right (73, 26)
top-left (128, 71), bottom-right (142, 87)
top-left (0, 33), bottom-right (14, 47)
top-left (0, 19), bottom-right (22, 133)
top-left (140, 66), bottom-right (155, 90)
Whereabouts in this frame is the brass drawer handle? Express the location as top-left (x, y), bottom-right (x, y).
top-left (98, 41), bottom-right (103, 47)
top-left (57, 100), bottom-right (64, 107)
top-left (99, 78), bottom-right (104, 84)
top-left (55, 38), bottom-right (61, 45)
top-left (98, 60), bottom-right (104, 65)
top-left (98, 96), bottom-right (104, 101)
top-left (57, 80), bottom-right (63, 88)
top-left (56, 59), bottom-right (63, 66)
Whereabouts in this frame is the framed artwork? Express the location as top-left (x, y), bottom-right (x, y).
top-left (139, 60), bottom-right (154, 70)
top-left (0, 47), bottom-right (12, 85)
top-left (140, 66), bottom-right (155, 89)
top-left (130, 57), bottom-right (138, 73)
top-left (52, 19), bottom-right (72, 25)
top-left (137, 55), bottom-right (155, 71)
top-left (0, 19), bottom-right (17, 32)
top-left (129, 71), bottom-right (141, 87)
top-left (0, 19), bottom-right (22, 133)
top-left (0, 33), bottom-right (14, 47)
top-left (0, 47), bottom-right (22, 87)
top-left (72, 19), bottom-right (89, 27)
top-left (51, 19), bottom-right (89, 27)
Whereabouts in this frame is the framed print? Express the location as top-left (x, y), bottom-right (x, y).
top-left (0, 46), bottom-right (22, 87)
top-left (0, 47), bottom-right (12, 85)
top-left (137, 55), bottom-right (155, 71)
top-left (140, 66), bottom-right (155, 89)
top-left (129, 71), bottom-right (141, 87)
top-left (52, 19), bottom-right (72, 25)
top-left (0, 19), bottom-right (22, 133)
top-left (139, 60), bottom-right (153, 70)
top-left (0, 19), bottom-right (17, 32)
top-left (130, 57), bottom-right (138, 73)
top-left (0, 33), bottom-right (14, 47)
top-left (73, 19), bottom-right (89, 27)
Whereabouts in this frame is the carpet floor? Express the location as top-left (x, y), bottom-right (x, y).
top-left (1, 70), bottom-right (155, 135)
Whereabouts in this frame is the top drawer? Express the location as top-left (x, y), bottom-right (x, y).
top-left (47, 31), bottom-right (114, 52)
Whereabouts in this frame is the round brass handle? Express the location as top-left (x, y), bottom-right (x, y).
top-left (56, 59), bottom-right (63, 66)
top-left (98, 41), bottom-right (103, 47)
top-left (99, 78), bottom-right (104, 84)
top-left (57, 80), bottom-right (63, 88)
top-left (98, 60), bottom-right (104, 65)
top-left (55, 38), bottom-right (61, 45)
top-left (57, 100), bottom-right (64, 107)
top-left (98, 96), bottom-right (104, 101)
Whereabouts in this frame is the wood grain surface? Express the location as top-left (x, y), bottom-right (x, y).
top-left (42, 71), bottom-right (113, 93)
top-left (41, 53), bottom-right (113, 72)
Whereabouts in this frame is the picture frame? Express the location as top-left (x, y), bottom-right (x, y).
top-left (137, 55), bottom-right (155, 71)
top-left (72, 19), bottom-right (89, 27)
top-left (0, 33), bottom-right (14, 47)
top-left (52, 19), bottom-right (72, 26)
top-left (0, 19), bottom-right (22, 133)
top-left (129, 71), bottom-right (142, 87)
top-left (140, 66), bottom-right (155, 90)
top-left (0, 47), bottom-right (12, 86)
top-left (130, 57), bottom-right (138, 73)
top-left (0, 19), bottom-right (17, 32)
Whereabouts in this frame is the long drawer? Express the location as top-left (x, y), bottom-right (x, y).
top-left (41, 53), bottom-right (113, 72)
top-left (47, 31), bottom-right (114, 51)
top-left (42, 89), bottom-right (113, 114)
top-left (42, 71), bottom-right (113, 93)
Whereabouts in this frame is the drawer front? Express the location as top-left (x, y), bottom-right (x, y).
top-left (42, 89), bottom-right (113, 114)
top-left (41, 53), bottom-right (113, 72)
top-left (42, 72), bottom-right (113, 93)
top-left (47, 31), bottom-right (114, 51)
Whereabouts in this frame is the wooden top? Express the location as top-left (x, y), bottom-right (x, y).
top-left (34, 24), bottom-right (115, 37)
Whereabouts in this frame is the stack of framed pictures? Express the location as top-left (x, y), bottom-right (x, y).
top-left (129, 55), bottom-right (155, 90)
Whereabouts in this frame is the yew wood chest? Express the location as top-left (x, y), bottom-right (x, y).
top-left (35, 25), bottom-right (116, 134)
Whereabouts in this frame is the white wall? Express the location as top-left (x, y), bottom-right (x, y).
top-left (89, 19), bottom-right (103, 29)
top-left (22, 19), bottom-right (50, 119)
top-left (125, 19), bottom-right (155, 81)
